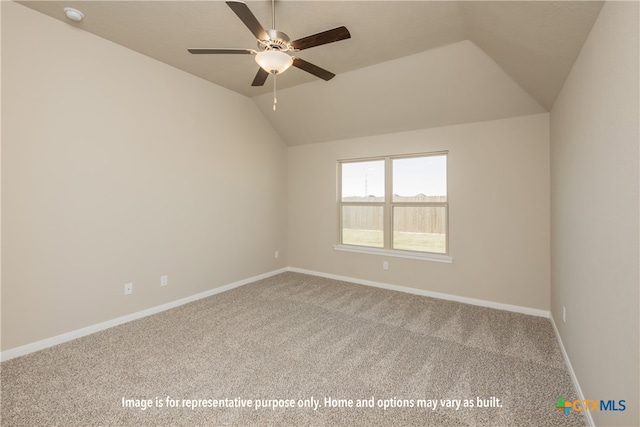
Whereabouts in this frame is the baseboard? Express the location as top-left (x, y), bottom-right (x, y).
top-left (287, 267), bottom-right (550, 318)
top-left (1, 266), bottom-right (550, 362)
top-left (0, 267), bottom-right (288, 362)
top-left (550, 315), bottom-right (594, 427)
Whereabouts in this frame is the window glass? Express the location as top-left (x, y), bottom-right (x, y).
top-left (392, 206), bottom-right (447, 253)
top-left (341, 160), bottom-right (385, 202)
top-left (392, 155), bottom-right (447, 202)
top-left (341, 206), bottom-right (384, 248)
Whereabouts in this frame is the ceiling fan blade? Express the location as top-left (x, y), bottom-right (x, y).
top-left (292, 58), bottom-right (335, 81)
top-left (291, 26), bottom-right (351, 51)
top-left (188, 48), bottom-right (256, 55)
top-left (226, 1), bottom-right (269, 41)
top-left (251, 68), bottom-right (270, 86)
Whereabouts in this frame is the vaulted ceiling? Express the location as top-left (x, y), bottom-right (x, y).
top-left (19, 1), bottom-right (604, 145)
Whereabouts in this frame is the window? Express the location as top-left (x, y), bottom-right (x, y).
top-left (338, 152), bottom-right (449, 260)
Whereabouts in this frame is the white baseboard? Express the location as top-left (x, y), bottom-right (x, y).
top-left (2, 266), bottom-right (550, 362)
top-left (0, 268), bottom-right (288, 362)
top-left (550, 315), bottom-right (594, 427)
top-left (287, 267), bottom-right (550, 318)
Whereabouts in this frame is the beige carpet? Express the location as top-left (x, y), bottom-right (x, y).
top-left (1, 272), bottom-right (585, 426)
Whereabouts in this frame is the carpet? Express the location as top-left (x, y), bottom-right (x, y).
top-left (1, 272), bottom-right (585, 426)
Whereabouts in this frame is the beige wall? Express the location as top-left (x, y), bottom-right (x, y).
top-left (550, 1), bottom-right (639, 426)
top-left (288, 113), bottom-right (550, 310)
top-left (1, 2), bottom-right (287, 351)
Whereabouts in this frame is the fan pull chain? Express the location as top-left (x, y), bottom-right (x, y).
top-left (273, 73), bottom-right (277, 111)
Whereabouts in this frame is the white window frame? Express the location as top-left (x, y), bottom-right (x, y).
top-left (335, 152), bottom-right (453, 263)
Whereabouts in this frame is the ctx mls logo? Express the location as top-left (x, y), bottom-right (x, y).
top-left (555, 398), bottom-right (573, 414)
top-left (555, 398), bottom-right (626, 415)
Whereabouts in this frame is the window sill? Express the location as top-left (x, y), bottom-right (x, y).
top-left (333, 244), bottom-right (453, 263)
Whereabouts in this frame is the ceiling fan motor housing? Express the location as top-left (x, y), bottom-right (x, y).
top-left (259, 29), bottom-right (293, 52)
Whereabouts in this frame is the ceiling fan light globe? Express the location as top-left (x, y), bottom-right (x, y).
top-left (255, 50), bottom-right (293, 74)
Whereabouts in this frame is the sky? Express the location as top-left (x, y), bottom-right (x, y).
top-left (341, 155), bottom-right (447, 198)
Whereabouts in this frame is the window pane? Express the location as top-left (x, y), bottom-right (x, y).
top-left (341, 160), bottom-right (385, 202)
top-left (393, 155), bottom-right (446, 202)
top-left (393, 207), bottom-right (446, 253)
top-left (342, 205), bottom-right (383, 248)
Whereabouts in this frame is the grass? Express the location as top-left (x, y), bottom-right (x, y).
top-left (342, 229), bottom-right (446, 254)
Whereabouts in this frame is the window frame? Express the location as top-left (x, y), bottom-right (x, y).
top-left (336, 151), bottom-right (452, 263)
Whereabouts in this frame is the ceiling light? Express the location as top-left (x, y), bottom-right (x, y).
top-left (255, 50), bottom-right (293, 75)
top-left (63, 7), bottom-right (84, 22)
top-left (255, 50), bottom-right (294, 111)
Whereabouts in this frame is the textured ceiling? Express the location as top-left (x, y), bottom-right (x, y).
top-left (253, 40), bottom-right (547, 145)
top-left (18, 1), bottom-right (604, 145)
top-left (19, 1), bottom-right (603, 107)
top-left (19, 1), bottom-right (468, 98)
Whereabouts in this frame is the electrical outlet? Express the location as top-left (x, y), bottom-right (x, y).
top-left (275, 250), bottom-right (279, 259)
top-left (562, 306), bottom-right (566, 323)
top-left (161, 275), bottom-right (168, 287)
top-left (124, 283), bottom-right (133, 295)
top-left (383, 261), bottom-right (389, 270)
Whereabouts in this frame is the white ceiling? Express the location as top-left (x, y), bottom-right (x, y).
top-left (19, 1), bottom-right (604, 145)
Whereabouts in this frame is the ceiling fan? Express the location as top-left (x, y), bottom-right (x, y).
top-left (188, 0), bottom-right (351, 109)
